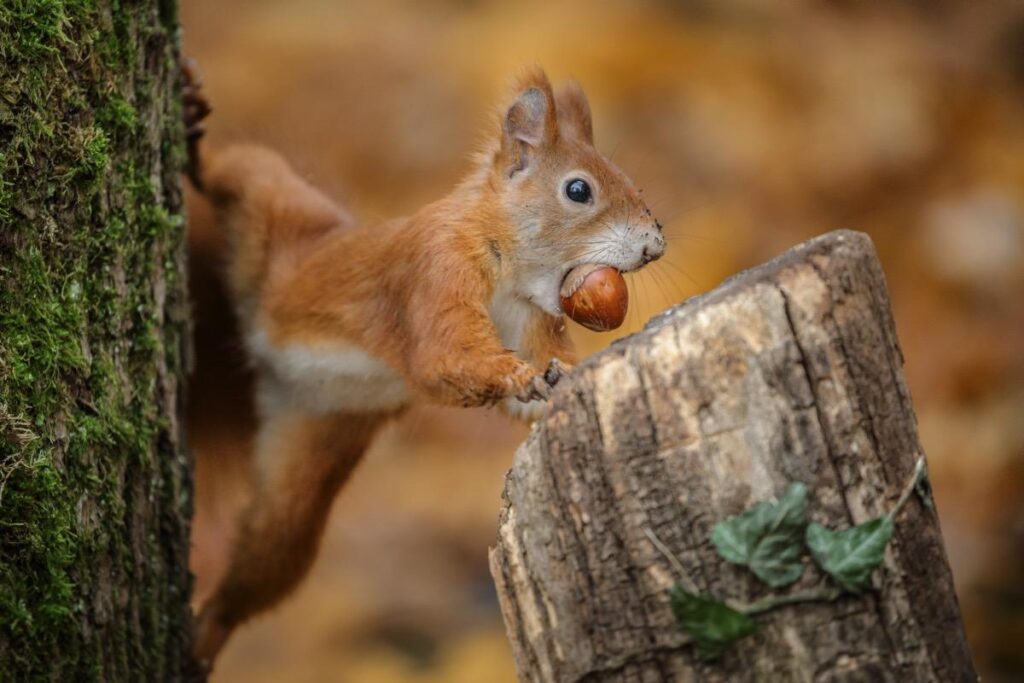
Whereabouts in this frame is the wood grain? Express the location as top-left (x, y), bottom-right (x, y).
top-left (490, 230), bottom-right (976, 682)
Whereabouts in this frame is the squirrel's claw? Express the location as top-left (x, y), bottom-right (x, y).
top-left (514, 358), bottom-right (571, 404)
top-left (543, 358), bottom-right (570, 387)
top-left (180, 57), bottom-right (212, 188)
top-left (517, 375), bottom-right (551, 403)
top-left (181, 58), bottom-right (212, 133)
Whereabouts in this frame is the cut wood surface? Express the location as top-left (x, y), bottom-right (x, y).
top-left (490, 230), bottom-right (976, 682)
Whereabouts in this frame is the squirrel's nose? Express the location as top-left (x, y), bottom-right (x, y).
top-left (642, 229), bottom-right (665, 264)
top-left (642, 242), bottom-right (662, 264)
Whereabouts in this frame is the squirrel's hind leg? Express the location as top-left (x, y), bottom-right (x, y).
top-left (193, 410), bottom-right (388, 667)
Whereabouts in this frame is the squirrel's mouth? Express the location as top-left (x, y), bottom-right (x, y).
top-left (559, 263), bottom-right (611, 299)
top-left (525, 254), bottom-right (645, 320)
top-left (558, 251), bottom-right (647, 289)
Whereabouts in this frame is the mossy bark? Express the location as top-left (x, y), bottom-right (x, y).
top-left (0, 0), bottom-right (193, 680)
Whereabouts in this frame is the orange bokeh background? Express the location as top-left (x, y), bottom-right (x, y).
top-left (182, 1), bottom-right (1024, 680)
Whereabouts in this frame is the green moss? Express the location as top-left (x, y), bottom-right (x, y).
top-left (67, 126), bottom-right (112, 186)
top-left (99, 94), bottom-right (139, 133)
top-left (0, 0), bottom-right (191, 678)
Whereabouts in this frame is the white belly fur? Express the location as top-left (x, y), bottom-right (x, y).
top-left (489, 287), bottom-right (553, 421)
top-left (488, 285), bottom-right (533, 353)
top-left (247, 329), bottom-right (410, 415)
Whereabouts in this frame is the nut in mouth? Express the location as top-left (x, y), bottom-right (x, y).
top-left (559, 263), bottom-right (629, 332)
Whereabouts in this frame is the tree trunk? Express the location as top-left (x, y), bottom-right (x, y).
top-left (490, 230), bottom-right (976, 682)
top-left (0, 0), bottom-right (193, 679)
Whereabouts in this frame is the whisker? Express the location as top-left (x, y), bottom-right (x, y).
top-left (646, 265), bottom-right (676, 309)
top-left (656, 257), bottom-right (705, 292)
top-left (608, 136), bottom-right (624, 164)
top-left (659, 230), bottom-right (726, 246)
top-left (642, 266), bottom-right (667, 312)
top-left (627, 272), bottom-right (642, 332)
top-left (638, 270), bottom-right (654, 327)
top-left (630, 271), bottom-right (643, 330)
top-left (640, 268), bottom-right (658, 328)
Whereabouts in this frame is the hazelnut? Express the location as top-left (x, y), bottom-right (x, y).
top-left (560, 264), bottom-right (628, 332)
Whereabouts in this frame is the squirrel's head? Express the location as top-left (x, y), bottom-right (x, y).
top-left (488, 68), bottom-right (665, 316)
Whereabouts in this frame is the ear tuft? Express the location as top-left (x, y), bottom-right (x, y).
top-left (500, 68), bottom-right (558, 176)
top-left (556, 80), bottom-right (593, 143)
top-left (505, 87), bottom-right (550, 147)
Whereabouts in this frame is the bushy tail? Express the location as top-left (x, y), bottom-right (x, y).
top-left (179, 58), bottom-right (351, 307)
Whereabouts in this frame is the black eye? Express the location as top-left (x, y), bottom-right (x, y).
top-left (565, 178), bottom-right (592, 203)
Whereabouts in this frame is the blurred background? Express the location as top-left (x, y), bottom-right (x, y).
top-left (182, 1), bottom-right (1024, 681)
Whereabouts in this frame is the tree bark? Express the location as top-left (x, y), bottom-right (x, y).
top-left (490, 230), bottom-right (976, 682)
top-left (0, 0), bottom-right (193, 679)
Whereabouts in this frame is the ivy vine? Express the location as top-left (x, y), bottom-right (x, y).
top-left (646, 457), bottom-right (929, 661)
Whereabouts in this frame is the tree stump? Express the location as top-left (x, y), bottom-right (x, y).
top-left (490, 230), bottom-right (976, 682)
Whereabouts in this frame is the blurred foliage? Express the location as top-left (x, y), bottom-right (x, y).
top-left (182, 0), bottom-right (1024, 680)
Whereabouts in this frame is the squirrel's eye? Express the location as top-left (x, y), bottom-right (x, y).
top-left (565, 178), bottom-right (592, 204)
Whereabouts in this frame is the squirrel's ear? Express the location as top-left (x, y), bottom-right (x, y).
top-left (556, 80), bottom-right (593, 143)
top-left (500, 71), bottom-right (557, 176)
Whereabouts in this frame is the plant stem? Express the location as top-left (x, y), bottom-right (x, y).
top-left (643, 526), bottom-right (700, 594)
top-left (730, 585), bottom-right (843, 616)
top-left (890, 456), bottom-right (926, 520)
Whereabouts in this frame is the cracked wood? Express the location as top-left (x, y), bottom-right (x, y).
top-left (490, 230), bottom-right (976, 683)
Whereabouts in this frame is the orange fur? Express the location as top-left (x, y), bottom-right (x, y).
top-left (189, 67), bottom-right (664, 666)
top-left (193, 410), bottom-right (389, 663)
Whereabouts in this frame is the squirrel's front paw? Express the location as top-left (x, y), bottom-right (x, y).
top-left (513, 370), bottom-right (551, 403)
top-left (511, 358), bottom-right (570, 403)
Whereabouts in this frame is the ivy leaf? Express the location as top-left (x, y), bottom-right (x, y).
top-left (805, 516), bottom-right (893, 593)
top-left (669, 585), bottom-right (757, 661)
top-left (711, 482), bottom-right (808, 587)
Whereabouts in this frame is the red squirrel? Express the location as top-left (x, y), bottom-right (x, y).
top-left (183, 63), bottom-right (665, 665)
